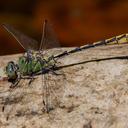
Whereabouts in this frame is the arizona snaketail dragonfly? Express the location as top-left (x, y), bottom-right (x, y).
top-left (1, 20), bottom-right (128, 120)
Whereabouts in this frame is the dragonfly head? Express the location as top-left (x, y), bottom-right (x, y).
top-left (5, 61), bottom-right (18, 82)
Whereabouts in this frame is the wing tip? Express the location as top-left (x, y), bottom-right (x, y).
top-left (1, 23), bottom-right (11, 31)
top-left (1, 23), bottom-right (7, 28)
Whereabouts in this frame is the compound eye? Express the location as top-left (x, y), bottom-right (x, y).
top-left (9, 63), bottom-right (14, 72)
top-left (6, 61), bottom-right (18, 80)
top-left (8, 62), bottom-right (15, 71)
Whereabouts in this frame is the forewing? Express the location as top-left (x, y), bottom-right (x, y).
top-left (39, 20), bottom-right (60, 50)
top-left (2, 23), bottom-right (39, 51)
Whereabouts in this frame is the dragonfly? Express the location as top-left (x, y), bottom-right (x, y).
top-left (1, 20), bottom-right (128, 120)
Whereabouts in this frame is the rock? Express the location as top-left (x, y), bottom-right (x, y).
top-left (0, 44), bottom-right (128, 128)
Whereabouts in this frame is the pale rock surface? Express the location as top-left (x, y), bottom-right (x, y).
top-left (0, 44), bottom-right (128, 128)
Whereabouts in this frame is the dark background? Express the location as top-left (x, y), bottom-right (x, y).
top-left (0, 0), bottom-right (128, 55)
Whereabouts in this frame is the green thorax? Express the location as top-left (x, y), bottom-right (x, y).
top-left (18, 55), bottom-right (55, 76)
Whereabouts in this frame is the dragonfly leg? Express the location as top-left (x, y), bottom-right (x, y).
top-left (47, 68), bottom-right (64, 76)
top-left (10, 74), bottom-right (21, 88)
top-left (19, 75), bottom-right (36, 85)
top-left (48, 55), bottom-right (57, 62)
top-left (28, 75), bottom-right (36, 85)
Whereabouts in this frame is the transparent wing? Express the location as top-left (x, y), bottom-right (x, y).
top-left (1, 71), bottom-right (66, 120)
top-left (2, 23), bottom-right (39, 51)
top-left (39, 20), bottom-right (60, 50)
top-left (2, 83), bottom-right (25, 120)
top-left (42, 71), bottom-right (66, 113)
top-left (2, 79), bottom-right (42, 120)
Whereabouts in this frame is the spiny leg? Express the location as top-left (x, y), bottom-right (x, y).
top-left (27, 75), bottom-right (36, 85)
top-left (9, 73), bottom-right (21, 88)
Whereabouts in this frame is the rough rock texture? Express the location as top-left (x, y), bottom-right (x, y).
top-left (0, 44), bottom-right (128, 128)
